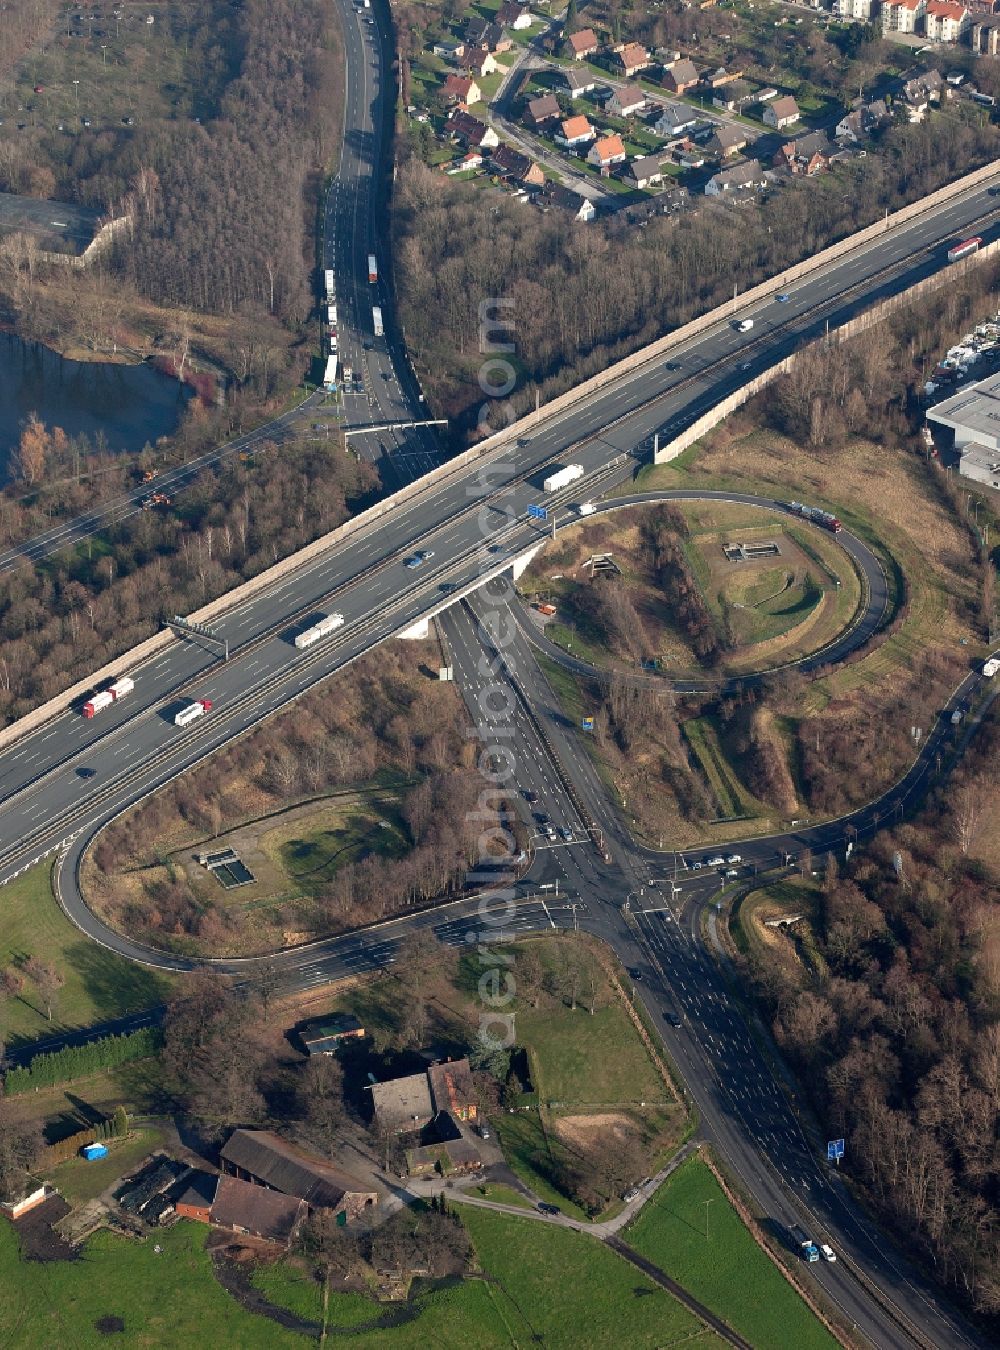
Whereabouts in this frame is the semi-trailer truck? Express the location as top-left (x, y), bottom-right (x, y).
top-left (174, 698), bottom-right (212, 728)
top-left (323, 355), bottom-right (338, 390)
top-left (372, 305), bottom-right (384, 338)
top-left (787, 501), bottom-right (843, 533)
top-left (368, 254), bottom-right (378, 284)
top-left (324, 268), bottom-right (335, 299)
top-left (295, 613), bottom-right (345, 649)
top-left (82, 675), bottom-right (135, 718)
top-left (327, 304), bottom-right (337, 328)
top-left (789, 1226), bottom-right (820, 1262)
top-left (543, 464), bottom-right (584, 493)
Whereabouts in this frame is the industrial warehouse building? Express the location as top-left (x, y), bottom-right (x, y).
top-left (926, 371), bottom-right (1000, 487)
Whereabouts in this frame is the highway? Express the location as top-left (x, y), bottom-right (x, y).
top-left (0, 0), bottom-right (995, 1340)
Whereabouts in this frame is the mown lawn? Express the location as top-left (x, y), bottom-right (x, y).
top-left (627, 1158), bottom-right (838, 1350)
top-left (517, 993), bottom-right (666, 1105)
top-left (48, 1126), bottom-right (168, 1205)
top-left (0, 863), bottom-right (171, 1046)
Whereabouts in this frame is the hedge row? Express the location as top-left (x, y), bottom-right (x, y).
top-left (45, 1107), bottom-right (129, 1164)
top-left (4, 1027), bottom-right (163, 1095)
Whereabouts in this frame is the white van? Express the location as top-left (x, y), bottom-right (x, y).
top-left (736, 318), bottom-right (754, 332)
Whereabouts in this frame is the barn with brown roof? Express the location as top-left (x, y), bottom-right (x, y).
top-left (210, 1174), bottom-right (305, 1248)
top-left (220, 1129), bottom-right (377, 1223)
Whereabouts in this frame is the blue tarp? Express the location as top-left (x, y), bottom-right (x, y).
top-left (82, 1143), bottom-right (108, 1160)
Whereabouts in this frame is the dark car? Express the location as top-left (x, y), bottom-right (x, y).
top-left (523, 789), bottom-right (538, 803)
top-left (665, 360), bottom-right (682, 371)
top-left (538, 1202), bottom-right (560, 1215)
top-left (665, 1011), bottom-right (683, 1028)
top-left (76, 766), bottom-right (97, 779)
top-left (627, 967), bottom-right (643, 982)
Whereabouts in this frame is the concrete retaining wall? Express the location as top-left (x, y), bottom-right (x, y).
top-left (2, 162), bottom-right (997, 753)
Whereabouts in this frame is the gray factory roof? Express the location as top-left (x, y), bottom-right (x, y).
top-left (927, 370), bottom-right (1000, 449)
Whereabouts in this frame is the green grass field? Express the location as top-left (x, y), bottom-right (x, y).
top-left (48, 1126), bottom-right (168, 1205)
top-left (517, 997), bottom-right (667, 1105)
top-left (461, 1207), bottom-right (726, 1348)
top-left (0, 863), bottom-right (171, 1047)
top-left (627, 1158), bottom-right (838, 1350)
top-left (494, 1111), bottom-right (591, 1222)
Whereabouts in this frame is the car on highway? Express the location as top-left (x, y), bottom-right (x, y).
top-left (627, 967), bottom-right (643, 981)
top-left (523, 789), bottom-right (538, 803)
top-left (706, 855), bottom-right (725, 867)
top-left (819, 1243), bottom-right (836, 1262)
top-left (665, 1011), bottom-right (683, 1028)
top-left (665, 360), bottom-right (682, 370)
top-left (735, 318), bottom-right (754, 332)
top-left (726, 854), bottom-right (742, 865)
top-left (543, 824), bottom-right (557, 840)
top-left (538, 1202), bottom-right (560, 1215)
top-left (560, 827), bottom-right (573, 841)
top-left (690, 860), bottom-right (703, 870)
top-left (404, 549), bottom-right (434, 569)
top-left (76, 766), bottom-right (96, 779)
top-left (776, 293), bottom-right (790, 303)
top-left (725, 868), bottom-right (739, 879)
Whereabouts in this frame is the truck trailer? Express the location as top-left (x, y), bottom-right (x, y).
top-left (324, 268), bottom-right (335, 299)
top-left (789, 1226), bottom-right (820, 1262)
top-left (323, 355), bottom-right (338, 390)
top-left (368, 254), bottom-right (378, 284)
top-left (947, 237), bottom-right (982, 264)
top-left (372, 305), bottom-right (384, 338)
top-left (787, 501), bottom-right (842, 533)
top-left (295, 613), bottom-right (345, 650)
top-left (983, 657), bottom-right (1000, 678)
top-left (82, 675), bottom-right (135, 718)
top-left (543, 464), bottom-right (585, 493)
top-left (174, 698), bottom-right (212, 728)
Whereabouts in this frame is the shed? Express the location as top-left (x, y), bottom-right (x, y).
top-left (174, 1169), bottom-right (219, 1223)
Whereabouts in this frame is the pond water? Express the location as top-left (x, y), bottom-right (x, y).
top-left (0, 333), bottom-right (191, 483)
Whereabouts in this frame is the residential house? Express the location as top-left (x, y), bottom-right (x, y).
top-left (432, 38), bottom-right (466, 59)
top-left (442, 75), bottom-right (482, 105)
top-left (607, 85), bottom-right (647, 118)
top-left (620, 185), bottom-right (689, 224)
top-left (298, 1013), bottom-right (366, 1056)
top-left (564, 27), bottom-right (599, 60)
top-left (757, 86), bottom-right (779, 102)
top-left (902, 69), bottom-right (944, 120)
top-left (923, 0), bottom-right (969, 39)
top-left (446, 151), bottom-right (484, 174)
top-left (880, 0), bottom-right (926, 32)
top-left (701, 66), bottom-right (741, 89)
top-left (555, 113), bottom-right (597, 147)
top-left (406, 1138), bottom-right (482, 1177)
top-left (465, 18), bottom-right (511, 52)
top-left (835, 99), bottom-right (891, 141)
top-left (704, 159), bottom-right (766, 196)
top-left (174, 1170), bottom-right (219, 1223)
top-left (762, 95), bottom-right (801, 130)
top-left (832, 0), bottom-right (879, 18)
top-left (447, 109), bottom-right (500, 149)
top-left (220, 1129), bottom-right (378, 1223)
top-left (773, 130), bottom-right (833, 175)
top-left (464, 16), bottom-right (491, 45)
top-left (660, 57), bottom-right (699, 95)
top-left (536, 182), bottom-right (597, 220)
top-left (626, 155), bottom-right (666, 188)
top-left (526, 92), bottom-right (561, 125)
top-left (713, 79), bottom-right (753, 112)
top-left (706, 124), bottom-right (749, 158)
top-left (611, 42), bottom-right (651, 77)
top-left (210, 1174), bottom-right (305, 1248)
top-left (428, 1058), bottom-right (479, 1123)
top-left (498, 0), bottom-right (533, 28)
top-left (489, 143), bottom-right (546, 185)
top-left (459, 49), bottom-right (500, 77)
top-left (971, 11), bottom-right (1000, 50)
top-left (561, 67), bottom-right (598, 98)
top-left (587, 133), bottom-right (628, 169)
top-left (653, 101), bottom-right (699, 138)
top-left (371, 1072), bottom-right (435, 1136)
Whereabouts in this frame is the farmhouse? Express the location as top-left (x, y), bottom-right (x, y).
top-left (210, 1175), bottom-right (305, 1248)
top-left (220, 1129), bottom-right (378, 1222)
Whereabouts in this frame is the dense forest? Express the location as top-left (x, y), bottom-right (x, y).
top-left (742, 713), bottom-right (1000, 1319)
top-left (0, 431), bottom-right (376, 727)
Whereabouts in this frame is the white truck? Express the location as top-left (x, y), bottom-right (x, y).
top-left (82, 675), bottom-right (135, 719)
top-left (576, 502), bottom-right (596, 516)
top-left (327, 304), bottom-right (337, 328)
top-left (984, 657), bottom-right (1000, 678)
top-left (323, 355), bottom-right (338, 390)
top-left (174, 698), bottom-right (212, 728)
top-left (295, 613), bottom-right (345, 650)
top-left (323, 268), bottom-right (335, 300)
top-left (543, 464), bottom-right (584, 493)
top-left (372, 305), bottom-right (384, 338)
top-left (790, 1225), bottom-right (820, 1263)
top-left (368, 254), bottom-right (378, 284)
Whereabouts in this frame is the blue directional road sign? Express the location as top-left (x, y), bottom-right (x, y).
top-left (581, 717), bottom-right (595, 732)
top-left (527, 503), bottom-right (547, 521)
top-left (827, 1139), bottom-right (845, 1162)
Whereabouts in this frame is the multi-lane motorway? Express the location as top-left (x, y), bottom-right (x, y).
top-left (0, 0), bottom-right (997, 1342)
